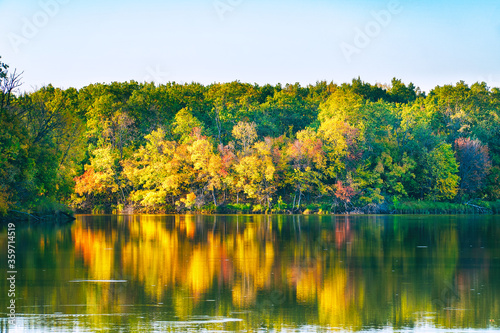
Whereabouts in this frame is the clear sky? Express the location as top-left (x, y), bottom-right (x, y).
top-left (1, 0), bottom-right (499, 92)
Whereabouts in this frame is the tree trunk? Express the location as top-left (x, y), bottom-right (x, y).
top-left (297, 189), bottom-right (302, 210)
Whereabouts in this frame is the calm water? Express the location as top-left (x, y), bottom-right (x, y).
top-left (1, 214), bottom-right (500, 332)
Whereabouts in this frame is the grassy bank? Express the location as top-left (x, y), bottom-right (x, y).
top-left (480, 201), bottom-right (500, 214)
top-left (1, 197), bottom-right (75, 223)
top-left (393, 200), bottom-right (499, 215)
top-left (217, 200), bottom-right (500, 215)
top-left (97, 200), bottom-right (500, 215)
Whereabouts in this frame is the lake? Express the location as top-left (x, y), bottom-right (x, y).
top-left (1, 214), bottom-right (500, 332)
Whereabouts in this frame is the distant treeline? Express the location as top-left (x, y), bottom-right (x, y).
top-left (1, 56), bottom-right (499, 214)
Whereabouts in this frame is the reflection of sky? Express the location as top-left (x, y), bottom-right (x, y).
top-left (0, 0), bottom-right (499, 92)
top-left (6, 317), bottom-right (492, 333)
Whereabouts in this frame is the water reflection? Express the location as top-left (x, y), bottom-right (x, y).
top-left (1, 214), bottom-right (500, 332)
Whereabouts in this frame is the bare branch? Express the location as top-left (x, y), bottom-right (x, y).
top-left (0, 69), bottom-right (23, 112)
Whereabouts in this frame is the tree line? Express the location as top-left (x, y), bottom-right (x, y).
top-left (1, 56), bottom-right (499, 214)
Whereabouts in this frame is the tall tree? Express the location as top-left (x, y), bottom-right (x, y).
top-left (454, 138), bottom-right (491, 198)
top-left (121, 128), bottom-right (183, 211)
top-left (232, 121), bottom-right (257, 154)
top-left (423, 143), bottom-right (460, 200)
top-left (234, 140), bottom-right (276, 210)
top-left (172, 107), bottom-right (204, 143)
top-left (286, 128), bottom-right (325, 209)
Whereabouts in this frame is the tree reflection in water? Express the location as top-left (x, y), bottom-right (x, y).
top-left (1, 214), bottom-right (499, 332)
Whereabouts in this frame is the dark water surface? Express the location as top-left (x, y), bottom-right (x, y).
top-left (1, 214), bottom-right (500, 332)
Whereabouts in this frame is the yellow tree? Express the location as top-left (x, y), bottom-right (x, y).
top-left (232, 121), bottom-right (257, 154)
top-left (122, 128), bottom-right (185, 210)
top-left (286, 128), bottom-right (325, 210)
top-left (234, 139), bottom-right (276, 210)
top-left (74, 145), bottom-right (126, 210)
top-left (317, 107), bottom-right (366, 211)
top-left (187, 132), bottom-right (223, 206)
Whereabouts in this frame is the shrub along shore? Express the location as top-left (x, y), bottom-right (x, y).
top-left (83, 200), bottom-right (499, 216)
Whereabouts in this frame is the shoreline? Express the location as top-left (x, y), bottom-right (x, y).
top-left (76, 200), bottom-right (499, 216)
top-left (2, 200), bottom-right (498, 222)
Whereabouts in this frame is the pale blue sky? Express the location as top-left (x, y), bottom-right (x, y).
top-left (1, 0), bottom-right (499, 92)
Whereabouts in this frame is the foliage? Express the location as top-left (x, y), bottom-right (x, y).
top-left (454, 137), bottom-right (491, 197)
top-left (0, 60), bottom-right (85, 215)
top-left (1, 55), bottom-right (499, 214)
top-left (423, 143), bottom-right (460, 201)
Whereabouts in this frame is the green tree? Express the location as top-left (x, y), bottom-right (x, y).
top-left (423, 143), bottom-right (460, 200)
top-left (172, 107), bottom-right (204, 143)
top-left (387, 78), bottom-right (418, 103)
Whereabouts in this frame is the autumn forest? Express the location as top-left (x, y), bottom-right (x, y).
top-left (1, 57), bottom-right (499, 216)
